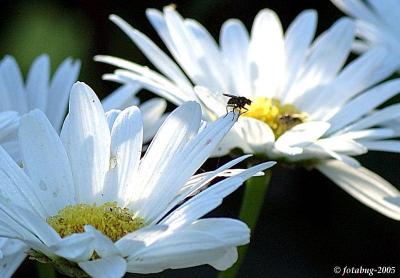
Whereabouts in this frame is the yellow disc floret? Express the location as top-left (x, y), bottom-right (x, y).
top-left (47, 202), bottom-right (144, 242)
top-left (243, 97), bottom-right (308, 138)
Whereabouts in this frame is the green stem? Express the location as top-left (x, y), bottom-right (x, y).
top-left (218, 170), bottom-right (272, 278)
top-left (37, 262), bottom-right (57, 278)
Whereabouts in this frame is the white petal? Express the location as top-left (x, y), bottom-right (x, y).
top-left (105, 109), bottom-right (121, 129)
top-left (305, 48), bottom-right (394, 120)
top-left (293, 138), bottom-right (364, 165)
top-left (185, 18), bottom-right (229, 91)
top-left (0, 239), bottom-right (27, 278)
top-left (187, 218), bottom-right (249, 247)
top-left (83, 226), bottom-right (119, 258)
top-left (341, 128), bottom-right (394, 140)
top-left (238, 117), bottom-right (275, 153)
top-left (115, 225), bottom-right (168, 258)
top-left (220, 19), bottom-right (252, 97)
top-left (146, 8), bottom-right (180, 60)
top-left (0, 76), bottom-right (13, 111)
top-left (60, 82), bottom-right (111, 203)
top-left (220, 161), bottom-right (275, 183)
top-left (126, 229), bottom-right (229, 273)
top-left (211, 248), bottom-right (238, 270)
top-left (315, 136), bottom-right (367, 155)
top-left (154, 174), bottom-right (245, 225)
top-left (0, 111), bottom-right (19, 142)
top-left (104, 66), bottom-right (189, 104)
top-left (163, 6), bottom-right (222, 90)
top-left (185, 218), bottom-right (249, 270)
top-left (51, 232), bottom-right (94, 261)
top-left (129, 102), bottom-right (201, 212)
top-left (304, 17), bottom-right (354, 80)
top-left (0, 146), bottom-right (47, 217)
top-left (97, 56), bottom-right (174, 90)
top-left (0, 141), bottom-right (20, 164)
top-left (212, 126), bottom-right (252, 156)
top-left (275, 121), bottom-right (330, 152)
top-left (0, 208), bottom-right (39, 243)
top-left (26, 55), bottom-right (50, 112)
top-left (103, 106), bottom-right (143, 205)
top-left (317, 160), bottom-right (400, 220)
top-left (194, 86), bottom-right (226, 118)
top-left (367, 0), bottom-right (400, 34)
top-left (313, 145), bottom-right (361, 167)
top-left (108, 14), bottom-right (194, 94)
top-left (0, 56), bottom-right (28, 113)
top-left (140, 98), bottom-right (167, 143)
top-left (332, 0), bottom-right (376, 22)
top-left (179, 154), bottom-right (253, 196)
top-left (249, 9), bottom-right (285, 97)
top-left (281, 10), bottom-right (317, 101)
top-left (288, 18), bottom-right (355, 104)
top-left (0, 196), bottom-right (60, 246)
top-left (334, 48), bottom-right (396, 103)
top-left (341, 103), bottom-right (400, 132)
top-left (160, 177), bottom-right (243, 228)
top-left (46, 58), bottom-right (80, 131)
top-left (19, 110), bottom-right (75, 215)
top-left (101, 84), bottom-right (140, 112)
top-left (360, 140), bottom-right (400, 153)
top-left (328, 79), bottom-right (400, 134)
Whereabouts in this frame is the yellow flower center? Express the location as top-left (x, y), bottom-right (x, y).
top-left (243, 97), bottom-right (308, 138)
top-left (47, 202), bottom-right (144, 242)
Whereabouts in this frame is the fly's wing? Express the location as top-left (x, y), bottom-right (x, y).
top-left (223, 93), bottom-right (237, 98)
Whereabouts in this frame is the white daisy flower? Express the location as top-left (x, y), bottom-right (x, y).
top-left (332, 0), bottom-right (400, 69)
top-left (96, 6), bottom-right (400, 220)
top-left (0, 81), bottom-right (274, 277)
top-left (0, 56), bottom-right (164, 277)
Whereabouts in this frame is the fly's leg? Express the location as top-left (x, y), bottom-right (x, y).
top-left (239, 107), bottom-right (249, 116)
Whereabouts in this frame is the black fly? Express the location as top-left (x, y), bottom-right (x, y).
top-left (223, 93), bottom-right (252, 120)
top-left (277, 114), bottom-right (304, 126)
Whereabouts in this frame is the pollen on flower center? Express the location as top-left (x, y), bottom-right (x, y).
top-left (243, 97), bottom-right (308, 138)
top-left (46, 202), bottom-right (145, 242)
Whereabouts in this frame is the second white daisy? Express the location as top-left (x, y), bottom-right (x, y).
top-left (96, 6), bottom-right (400, 220)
